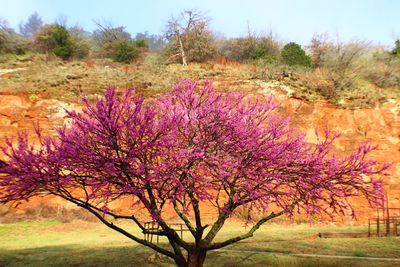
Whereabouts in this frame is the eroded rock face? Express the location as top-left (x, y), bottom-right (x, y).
top-left (0, 92), bottom-right (398, 224)
top-left (0, 95), bottom-right (80, 222)
top-left (279, 96), bottom-right (400, 222)
top-left (0, 95), bottom-right (77, 141)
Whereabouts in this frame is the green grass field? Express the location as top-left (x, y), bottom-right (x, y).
top-left (0, 220), bottom-right (399, 266)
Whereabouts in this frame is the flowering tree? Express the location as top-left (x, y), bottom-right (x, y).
top-left (0, 80), bottom-right (388, 267)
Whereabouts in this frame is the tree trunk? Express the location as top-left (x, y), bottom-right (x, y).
top-left (174, 27), bottom-right (187, 66)
top-left (187, 251), bottom-right (207, 267)
top-left (178, 35), bottom-right (187, 66)
top-left (174, 256), bottom-right (189, 267)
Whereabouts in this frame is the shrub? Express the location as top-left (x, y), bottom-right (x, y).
top-left (307, 36), bottom-right (369, 92)
top-left (133, 37), bottom-right (149, 49)
top-left (52, 26), bottom-right (73, 60)
top-left (219, 37), bottom-right (254, 62)
top-left (249, 42), bottom-right (267, 60)
top-left (92, 23), bottom-right (132, 58)
top-left (69, 26), bottom-right (91, 59)
top-left (135, 32), bottom-right (165, 51)
top-left (15, 47), bottom-right (26, 55)
top-left (250, 38), bottom-right (280, 63)
top-left (391, 39), bottom-right (400, 59)
top-left (33, 25), bottom-right (55, 53)
top-left (0, 202), bottom-right (96, 223)
top-left (33, 25), bottom-right (73, 60)
top-left (91, 23), bottom-right (148, 62)
top-left (220, 35), bottom-right (280, 63)
top-left (112, 41), bottom-right (139, 63)
top-left (301, 68), bottom-right (336, 98)
top-left (0, 18), bottom-right (30, 54)
top-left (319, 41), bottom-right (369, 90)
top-left (71, 39), bottom-right (90, 59)
top-left (0, 31), bottom-right (29, 55)
top-left (281, 42), bottom-right (311, 67)
top-left (366, 50), bottom-right (400, 88)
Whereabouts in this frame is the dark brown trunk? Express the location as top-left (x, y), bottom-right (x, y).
top-left (187, 251), bottom-right (207, 267)
top-left (174, 257), bottom-right (188, 267)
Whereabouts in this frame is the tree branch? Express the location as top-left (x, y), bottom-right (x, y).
top-left (173, 200), bottom-right (197, 236)
top-left (55, 194), bottom-right (175, 259)
top-left (206, 198), bottom-right (302, 250)
top-left (205, 210), bottom-right (283, 250)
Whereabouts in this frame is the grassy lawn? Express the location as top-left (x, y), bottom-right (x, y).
top-left (0, 220), bottom-right (399, 266)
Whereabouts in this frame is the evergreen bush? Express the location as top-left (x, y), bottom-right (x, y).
top-left (281, 42), bottom-right (311, 67)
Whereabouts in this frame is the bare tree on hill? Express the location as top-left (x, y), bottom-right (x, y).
top-left (165, 9), bottom-right (216, 65)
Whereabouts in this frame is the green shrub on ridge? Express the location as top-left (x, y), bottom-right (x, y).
top-left (281, 42), bottom-right (311, 67)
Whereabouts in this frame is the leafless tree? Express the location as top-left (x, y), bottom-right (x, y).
top-left (309, 33), bottom-right (330, 67)
top-left (322, 39), bottom-right (370, 90)
top-left (92, 20), bottom-right (131, 58)
top-left (165, 9), bottom-right (216, 65)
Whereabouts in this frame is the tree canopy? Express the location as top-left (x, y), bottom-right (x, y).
top-left (0, 80), bottom-right (388, 267)
top-left (19, 12), bottom-right (43, 38)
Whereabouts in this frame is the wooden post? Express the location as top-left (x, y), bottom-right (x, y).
top-left (144, 222), bottom-right (148, 241)
top-left (148, 222), bottom-right (150, 242)
top-left (386, 192), bottom-right (390, 236)
top-left (157, 223), bottom-right (160, 244)
top-left (368, 219), bottom-right (371, 238)
top-left (377, 209), bottom-right (380, 237)
top-left (180, 224), bottom-right (183, 239)
top-left (150, 221), bottom-right (154, 243)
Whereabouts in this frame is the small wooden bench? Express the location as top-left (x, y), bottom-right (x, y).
top-left (143, 221), bottom-right (190, 244)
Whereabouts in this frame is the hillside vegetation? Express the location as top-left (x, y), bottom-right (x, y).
top-left (0, 53), bottom-right (399, 109)
top-left (1, 11), bottom-right (399, 108)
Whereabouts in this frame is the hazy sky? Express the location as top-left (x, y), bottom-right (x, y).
top-left (1, 0), bottom-right (398, 47)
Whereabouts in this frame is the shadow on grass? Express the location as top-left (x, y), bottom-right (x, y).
top-left (0, 245), bottom-right (397, 267)
top-left (206, 250), bottom-right (399, 267)
top-left (0, 245), bottom-right (175, 267)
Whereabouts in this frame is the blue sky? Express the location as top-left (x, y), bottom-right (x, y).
top-left (0, 0), bottom-right (399, 47)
